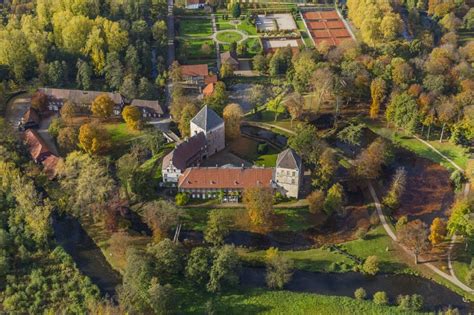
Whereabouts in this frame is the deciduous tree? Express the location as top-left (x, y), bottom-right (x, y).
top-left (223, 103), bottom-right (243, 140)
top-left (429, 217), bottom-right (447, 245)
top-left (143, 200), bottom-right (183, 242)
top-left (91, 94), bottom-right (114, 119)
top-left (204, 209), bottom-right (231, 246)
top-left (207, 245), bottom-right (240, 292)
top-left (265, 247), bottom-right (293, 289)
top-left (397, 219), bottom-right (429, 264)
top-left (243, 187), bottom-right (274, 228)
top-left (78, 122), bottom-right (111, 154)
top-left (122, 105), bottom-right (142, 130)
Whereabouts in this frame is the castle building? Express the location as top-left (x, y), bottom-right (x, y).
top-left (162, 106), bottom-right (225, 184)
top-left (190, 105), bottom-right (225, 157)
top-left (274, 148), bottom-right (302, 198)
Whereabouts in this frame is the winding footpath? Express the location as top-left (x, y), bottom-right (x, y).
top-left (368, 183), bottom-right (474, 295)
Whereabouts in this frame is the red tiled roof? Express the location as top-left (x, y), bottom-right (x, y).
top-left (42, 155), bottom-right (60, 179)
top-left (23, 129), bottom-right (52, 162)
top-left (203, 83), bottom-right (215, 97)
top-left (178, 167), bottom-right (274, 190)
top-left (181, 64), bottom-right (209, 77)
top-left (205, 74), bottom-right (218, 85)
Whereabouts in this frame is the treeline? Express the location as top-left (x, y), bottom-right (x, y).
top-left (0, 0), bottom-right (168, 100)
top-left (0, 118), bottom-right (100, 313)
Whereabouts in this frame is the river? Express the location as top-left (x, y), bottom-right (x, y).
top-left (53, 216), bottom-right (473, 312)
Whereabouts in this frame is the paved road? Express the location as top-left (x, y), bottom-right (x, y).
top-left (166, 0), bottom-right (175, 68)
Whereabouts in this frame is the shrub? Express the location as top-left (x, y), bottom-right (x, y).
top-left (466, 269), bottom-right (474, 287)
top-left (373, 291), bottom-right (389, 305)
top-left (355, 227), bottom-right (368, 240)
top-left (395, 215), bottom-right (408, 231)
top-left (175, 193), bottom-right (189, 206)
top-left (307, 190), bottom-right (325, 214)
top-left (397, 294), bottom-right (423, 310)
top-left (257, 142), bottom-right (268, 154)
top-left (354, 287), bottom-right (367, 300)
top-left (369, 211), bottom-right (380, 226)
top-left (362, 255), bottom-right (380, 275)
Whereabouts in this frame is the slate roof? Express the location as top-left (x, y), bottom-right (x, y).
top-left (39, 88), bottom-right (124, 106)
top-left (131, 99), bottom-right (164, 115)
top-left (178, 167), bottom-right (274, 190)
top-left (162, 132), bottom-right (207, 171)
top-left (276, 148), bottom-right (302, 170)
top-left (190, 105), bottom-right (224, 132)
top-left (220, 51), bottom-right (239, 65)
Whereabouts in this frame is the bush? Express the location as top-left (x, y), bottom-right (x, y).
top-left (397, 294), bottom-right (423, 311)
top-left (395, 216), bottom-right (408, 231)
top-left (373, 291), bottom-right (389, 305)
top-left (362, 255), bottom-right (379, 275)
top-left (354, 287), bottom-right (367, 300)
top-left (355, 227), bottom-right (368, 240)
top-left (466, 269), bottom-right (474, 287)
top-left (307, 190), bottom-right (325, 214)
top-left (175, 193), bottom-right (189, 206)
top-left (257, 142), bottom-right (268, 154)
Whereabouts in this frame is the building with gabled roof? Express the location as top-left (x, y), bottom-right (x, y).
top-left (162, 132), bottom-right (207, 184)
top-left (178, 167), bottom-right (274, 200)
top-left (131, 99), bottom-right (165, 118)
top-left (190, 105), bottom-right (225, 156)
top-left (23, 129), bottom-right (60, 179)
top-left (220, 51), bottom-right (239, 70)
top-left (274, 148), bottom-right (303, 198)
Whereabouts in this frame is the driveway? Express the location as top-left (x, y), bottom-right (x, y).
top-left (5, 94), bottom-right (31, 128)
top-left (37, 113), bottom-right (59, 156)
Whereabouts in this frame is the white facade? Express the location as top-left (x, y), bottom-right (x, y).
top-left (274, 167), bottom-right (301, 198)
top-left (162, 161), bottom-right (182, 185)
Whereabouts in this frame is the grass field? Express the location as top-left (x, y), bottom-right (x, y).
top-left (237, 20), bottom-right (258, 35)
top-left (240, 226), bottom-right (411, 274)
top-left (105, 122), bottom-right (141, 158)
top-left (178, 38), bottom-right (216, 59)
top-left (216, 30), bottom-right (244, 43)
top-left (179, 18), bottom-right (213, 37)
top-left (452, 239), bottom-right (473, 287)
top-left (364, 119), bottom-right (470, 171)
top-left (296, 19), bottom-right (313, 47)
top-left (176, 281), bottom-right (418, 314)
top-left (244, 37), bottom-right (262, 55)
top-left (216, 15), bottom-right (236, 30)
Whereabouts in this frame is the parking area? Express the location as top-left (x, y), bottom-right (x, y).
top-left (256, 13), bottom-right (297, 32)
top-left (302, 10), bottom-right (353, 46)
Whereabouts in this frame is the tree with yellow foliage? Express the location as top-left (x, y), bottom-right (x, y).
top-left (78, 122), bottom-right (110, 154)
top-left (429, 217), bottom-right (447, 246)
top-left (91, 94), bottom-right (114, 119)
top-left (243, 187), bottom-right (274, 228)
top-left (122, 105), bottom-right (142, 130)
top-left (369, 78), bottom-right (386, 119)
top-left (223, 103), bottom-right (243, 140)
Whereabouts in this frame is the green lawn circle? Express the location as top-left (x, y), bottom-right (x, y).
top-left (216, 31), bottom-right (243, 43)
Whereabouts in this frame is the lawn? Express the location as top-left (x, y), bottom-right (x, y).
top-left (216, 30), bottom-right (244, 43)
top-left (181, 206), bottom-right (312, 233)
top-left (452, 239), bottom-right (473, 287)
top-left (105, 122), bottom-right (140, 143)
top-left (228, 135), bottom-right (279, 167)
top-left (208, 288), bottom-right (416, 315)
top-left (363, 119), bottom-right (470, 171)
top-left (240, 226), bottom-right (411, 274)
top-left (179, 18), bottom-right (213, 37)
top-left (244, 37), bottom-right (262, 55)
top-left (216, 16), bottom-right (235, 31)
top-left (296, 19), bottom-right (313, 47)
top-left (246, 110), bottom-right (294, 132)
top-left (177, 38), bottom-right (216, 60)
top-left (176, 283), bottom-right (417, 314)
top-left (237, 20), bottom-right (257, 35)
top-left (339, 226), bottom-right (411, 274)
